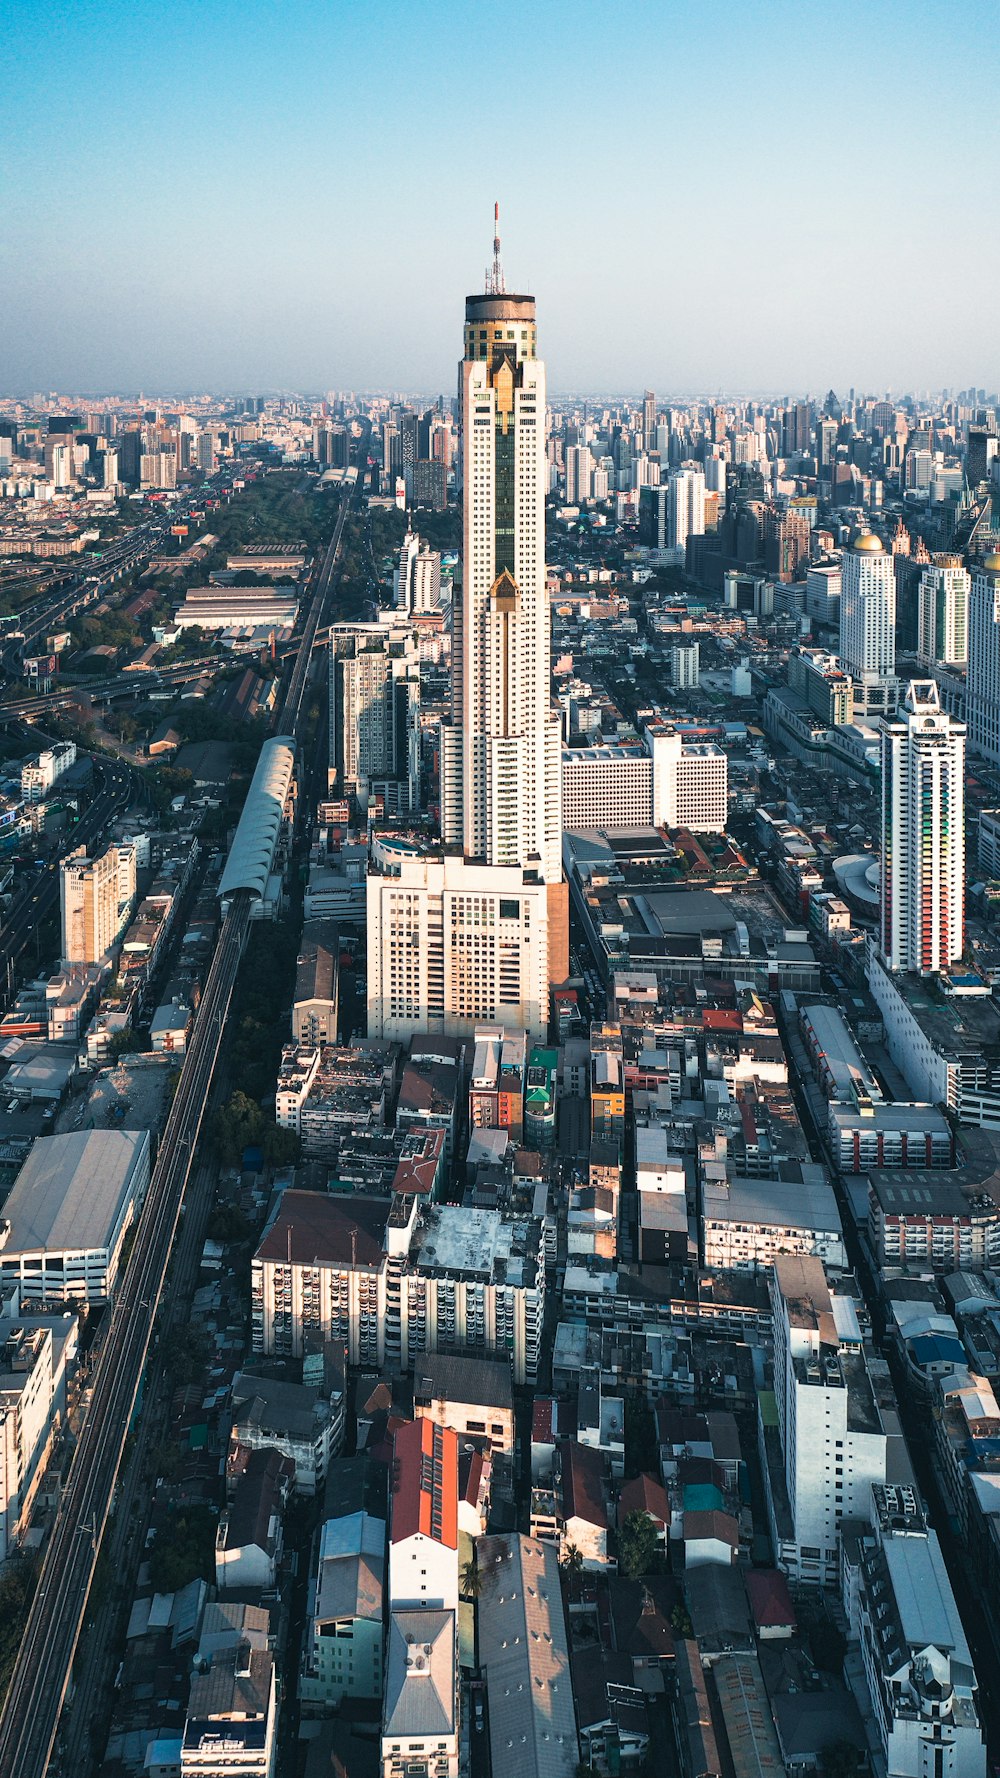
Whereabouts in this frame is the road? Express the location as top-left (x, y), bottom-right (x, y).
top-left (0, 432), bottom-right (372, 1778)
top-left (0, 890), bottom-right (253, 1778)
top-left (57, 1153), bottom-right (220, 1776)
top-left (277, 420), bottom-right (371, 735)
top-left (2, 653), bottom-right (220, 719)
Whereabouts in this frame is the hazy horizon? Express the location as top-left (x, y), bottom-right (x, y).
top-left (7, 0), bottom-right (1000, 395)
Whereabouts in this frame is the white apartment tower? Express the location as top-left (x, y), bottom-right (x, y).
top-left (839, 531), bottom-right (896, 678)
top-left (60, 843), bottom-right (135, 966)
top-left (766, 1256), bottom-right (887, 1588)
top-left (666, 465), bottom-right (705, 559)
top-left (880, 681), bottom-right (965, 977)
top-left (917, 558), bottom-right (970, 667)
top-left (394, 530), bottom-right (441, 614)
top-left (967, 554), bottom-right (1000, 767)
top-left (565, 444), bottom-right (593, 506)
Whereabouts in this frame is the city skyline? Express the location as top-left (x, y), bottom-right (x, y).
top-left (6, 0), bottom-right (1000, 393)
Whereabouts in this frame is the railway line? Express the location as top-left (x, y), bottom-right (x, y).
top-left (0, 424), bottom-right (372, 1776)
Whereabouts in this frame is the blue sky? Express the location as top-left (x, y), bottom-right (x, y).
top-left (5, 0), bottom-right (998, 395)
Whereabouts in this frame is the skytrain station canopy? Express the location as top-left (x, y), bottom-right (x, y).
top-left (218, 735), bottom-right (296, 902)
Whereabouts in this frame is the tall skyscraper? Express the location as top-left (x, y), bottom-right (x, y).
top-left (838, 531), bottom-right (898, 718)
top-left (439, 215), bottom-right (563, 889)
top-left (880, 681), bottom-right (965, 977)
top-left (642, 389), bottom-right (656, 443)
top-left (564, 443), bottom-right (593, 505)
top-left (367, 216), bottom-right (568, 1040)
top-left (665, 464), bottom-right (705, 562)
top-left (967, 554), bottom-right (1000, 766)
top-left (368, 218), bottom-right (569, 1038)
top-left (394, 531), bottom-right (441, 614)
top-left (916, 559), bottom-right (969, 666)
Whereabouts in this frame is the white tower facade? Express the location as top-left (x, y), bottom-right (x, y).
top-left (839, 533), bottom-right (896, 677)
top-left (880, 680), bottom-right (965, 977)
top-left (666, 465), bottom-right (705, 556)
top-left (368, 217), bottom-right (567, 1042)
top-left (440, 255), bottom-right (562, 888)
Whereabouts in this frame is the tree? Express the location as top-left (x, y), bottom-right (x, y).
top-left (618, 1509), bottom-right (661, 1580)
top-left (561, 1543), bottom-right (583, 1577)
top-left (210, 1089), bottom-right (265, 1166)
top-left (0, 1557), bottom-right (39, 1703)
top-left (148, 1507), bottom-right (217, 1593)
top-left (820, 1742), bottom-right (862, 1778)
top-left (262, 1123), bottom-right (301, 1168)
top-left (206, 1203), bottom-right (251, 1244)
top-left (460, 1557), bottom-right (481, 1600)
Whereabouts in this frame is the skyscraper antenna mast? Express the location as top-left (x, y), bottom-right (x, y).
top-left (486, 200), bottom-right (506, 295)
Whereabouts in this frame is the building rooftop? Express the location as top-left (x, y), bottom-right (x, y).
top-left (391, 1419), bottom-right (458, 1550)
top-left (0, 1128), bottom-right (149, 1255)
top-left (412, 1352), bottom-right (513, 1414)
top-left (869, 1125), bottom-right (1000, 1217)
top-left (315, 1512), bottom-right (384, 1625)
top-left (411, 1203), bottom-right (541, 1287)
top-left (255, 1191), bottom-right (388, 1270)
top-left (478, 1536), bottom-right (577, 1778)
top-left (231, 1371), bottom-right (332, 1444)
top-left (773, 1254), bottom-right (837, 1344)
top-left (711, 1652), bottom-right (784, 1778)
top-left (382, 1609), bottom-right (456, 1741)
top-left (703, 1169), bottom-right (843, 1236)
top-left (562, 1439), bottom-right (607, 1530)
top-left (185, 1645), bottom-right (273, 1744)
top-left (873, 1528), bottom-right (973, 1673)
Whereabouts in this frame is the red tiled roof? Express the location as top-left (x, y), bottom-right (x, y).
top-left (745, 1567), bottom-right (796, 1630)
top-left (562, 1440), bottom-right (608, 1530)
top-left (532, 1398), bottom-right (556, 1443)
top-left (255, 1190), bottom-right (387, 1268)
top-left (702, 1008), bottom-right (743, 1033)
top-left (390, 1418), bottom-right (458, 1550)
top-left (619, 1473), bottom-right (669, 1528)
top-left (683, 1509), bottom-right (738, 1549)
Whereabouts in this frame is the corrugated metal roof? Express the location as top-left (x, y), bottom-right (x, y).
top-left (218, 735), bottom-right (295, 901)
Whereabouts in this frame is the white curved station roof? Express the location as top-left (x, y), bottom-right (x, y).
top-left (218, 736), bottom-right (296, 901)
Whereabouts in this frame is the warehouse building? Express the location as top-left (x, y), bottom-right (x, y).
top-left (0, 1129), bottom-right (151, 1304)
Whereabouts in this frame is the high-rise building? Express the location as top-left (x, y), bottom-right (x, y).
top-left (917, 559), bottom-right (970, 666)
top-left (643, 389), bottom-right (656, 443)
top-left (394, 531), bottom-right (441, 614)
top-left (440, 232), bottom-right (562, 886)
top-left (967, 420), bottom-right (998, 488)
top-left (880, 681), bottom-right (965, 977)
top-left (369, 219), bottom-right (567, 1041)
top-left (763, 1256), bottom-right (888, 1588)
top-left (840, 532), bottom-right (896, 677)
top-left (60, 843), bottom-right (135, 966)
top-left (838, 531), bottom-right (898, 718)
top-left (967, 554), bottom-right (1000, 766)
top-left (564, 443), bottom-right (593, 505)
top-left (328, 624), bottom-right (421, 813)
top-left (666, 464), bottom-right (705, 561)
top-left (850, 1486), bottom-right (986, 1778)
